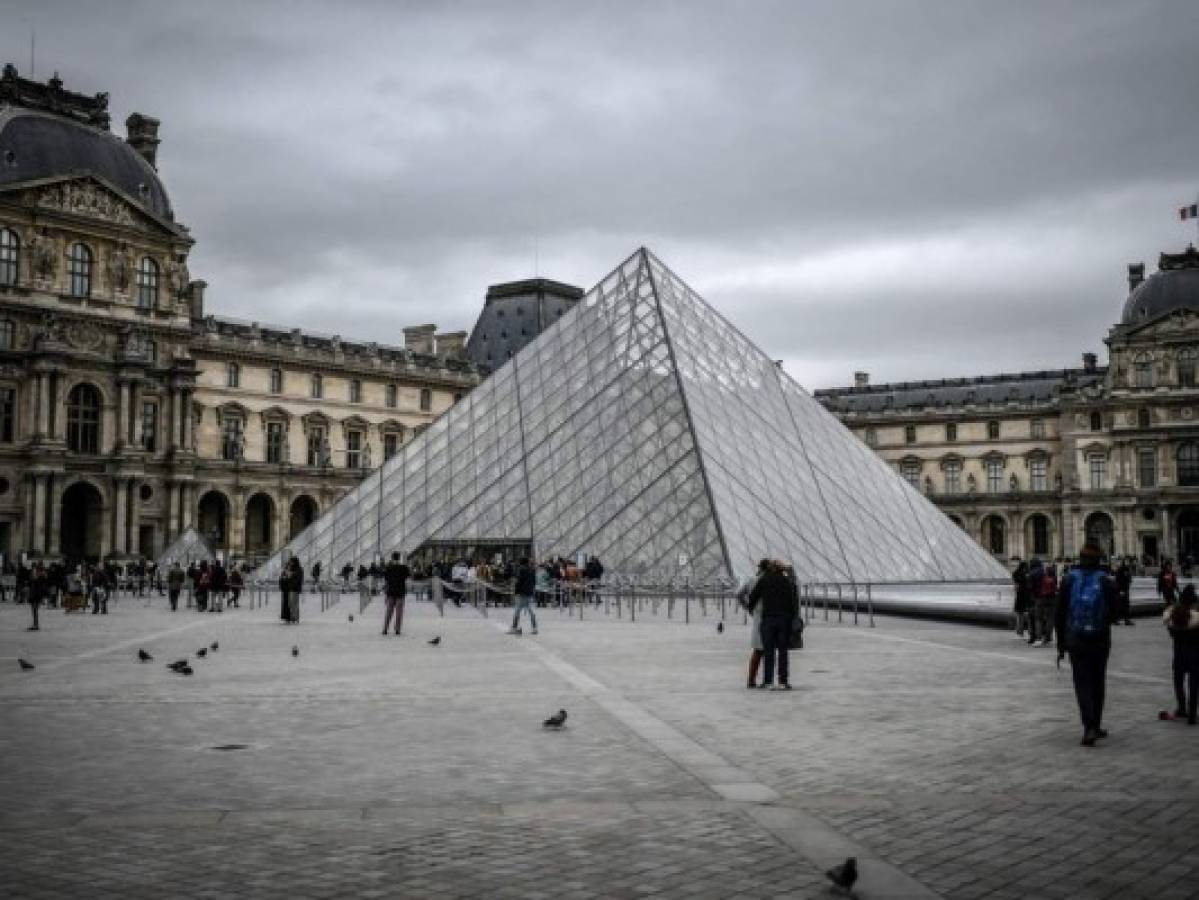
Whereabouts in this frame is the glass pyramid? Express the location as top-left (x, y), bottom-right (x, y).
top-left (256, 248), bottom-right (1008, 584)
top-left (156, 527), bottom-right (216, 569)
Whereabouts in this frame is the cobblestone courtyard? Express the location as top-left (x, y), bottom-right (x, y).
top-left (1, 592), bottom-right (1196, 899)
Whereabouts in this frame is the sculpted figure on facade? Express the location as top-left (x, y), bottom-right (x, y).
top-left (27, 230), bottom-right (57, 282)
top-left (168, 255), bottom-right (190, 298)
top-left (106, 243), bottom-right (131, 293)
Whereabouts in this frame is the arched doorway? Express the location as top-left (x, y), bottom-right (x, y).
top-left (1084, 511), bottom-right (1114, 560)
top-left (61, 481), bottom-right (103, 563)
top-left (197, 490), bottom-right (230, 549)
top-left (245, 493), bottom-right (274, 558)
top-left (1177, 508), bottom-right (1199, 565)
top-left (1025, 514), bottom-right (1051, 559)
top-left (981, 514), bottom-right (1006, 556)
top-left (289, 495), bottom-right (318, 539)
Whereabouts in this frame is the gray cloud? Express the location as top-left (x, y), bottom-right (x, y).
top-left (5, 0), bottom-right (1198, 386)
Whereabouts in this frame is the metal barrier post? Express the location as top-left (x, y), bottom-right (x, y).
top-left (867, 583), bottom-right (875, 627)
top-left (851, 584), bottom-right (859, 625)
top-left (836, 584), bottom-right (843, 623)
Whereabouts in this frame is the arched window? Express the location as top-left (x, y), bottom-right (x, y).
top-left (987, 420), bottom-right (1000, 440)
top-left (67, 243), bottom-right (92, 297)
top-left (1089, 411), bottom-right (1103, 432)
top-left (66, 383), bottom-right (101, 454)
top-left (983, 516), bottom-right (1006, 555)
top-left (136, 257), bottom-right (159, 309)
top-left (0, 227), bottom-right (18, 285)
top-left (1178, 443), bottom-right (1199, 487)
top-left (1179, 349), bottom-right (1197, 388)
top-left (1134, 353), bottom-right (1154, 389)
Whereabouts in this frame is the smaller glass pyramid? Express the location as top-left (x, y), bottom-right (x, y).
top-left (256, 249), bottom-right (1008, 585)
top-left (156, 527), bottom-right (215, 569)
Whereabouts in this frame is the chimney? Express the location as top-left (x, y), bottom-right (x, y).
top-left (403, 324), bottom-right (437, 355)
top-left (125, 113), bottom-right (161, 169)
top-left (1127, 262), bottom-right (1144, 294)
top-left (435, 331), bottom-right (467, 358)
top-left (854, 371), bottom-right (870, 388)
top-left (188, 279), bottom-right (206, 320)
top-left (1082, 352), bottom-right (1097, 373)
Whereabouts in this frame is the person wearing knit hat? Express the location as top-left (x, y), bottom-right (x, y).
top-left (1055, 543), bottom-right (1120, 746)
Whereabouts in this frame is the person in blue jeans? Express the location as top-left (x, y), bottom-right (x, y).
top-left (508, 558), bottom-right (538, 635)
top-left (1055, 543), bottom-right (1119, 746)
top-left (747, 561), bottom-right (798, 690)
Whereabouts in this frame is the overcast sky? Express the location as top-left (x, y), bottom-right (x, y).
top-left (5, 0), bottom-right (1199, 388)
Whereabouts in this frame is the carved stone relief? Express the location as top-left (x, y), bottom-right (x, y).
top-left (106, 243), bottom-right (131, 293)
top-left (64, 320), bottom-right (104, 351)
top-left (36, 182), bottom-right (138, 228)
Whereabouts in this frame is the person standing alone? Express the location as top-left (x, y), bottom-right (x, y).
top-left (382, 552), bottom-right (410, 636)
top-left (1056, 544), bottom-right (1119, 746)
top-left (508, 557), bottom-right (538, 635)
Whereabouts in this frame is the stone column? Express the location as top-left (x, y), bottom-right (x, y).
top-left (181, 483), bottom-right (194, 530)
top-left (1161, 505), bottom-right (1174, 562)
top-left (30, 474), bottom-right (47, 553)
top-left (127, 383), bottom-right (140, 447)
top-left (179, 390), bottom-right (191, 449)
top-left (128, 478), bottom-right (141, 556)
top-left (47, 475), bottom-right (64, 556)
top-left (166, 482), bottom-right (180, 545)
top-left (112, 479), bottom-right (128, 555)
top-left (19, 474), bottom-right (35, 554)
top-left (34, 373), bottom-right (50, 439)
top-left (169, 389), bottom-right (181, 450)
top-left (51, 372), bottom-right (67, 442)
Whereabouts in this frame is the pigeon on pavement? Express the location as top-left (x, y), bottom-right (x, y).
top-left (179, 665), bottom-right (194, 676)
top-left (18, 658), bottom-right (34, 671)
top-left (292, 645), bottom-right (299, 658)
top-left (210, 642), bottom-right (219, 652)
top-left (428, 636), bottom-right (441, 646)
top-left (196, 647), bottom-right (207, 658)
top-left (167, 659), bottom-right (188, 671)
top-left (348, 614), bottom-right (354, 622)
top-left (716, 622), bottom-right (724, 634)
top-left (826, 857), bottom-right (858, 893)
top-left (543, 709), bottom-right (567, 729)
top-left (138, 649), bottom-right (153, 662)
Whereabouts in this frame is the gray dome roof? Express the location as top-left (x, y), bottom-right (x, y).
top-left (1121, 246), bottom-right (1199, 325)
top-left (0, 108), bottom-right (173, 220)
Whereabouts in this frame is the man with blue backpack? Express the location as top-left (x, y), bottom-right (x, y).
top-left (1055, 543), bottom-right (1120, 747)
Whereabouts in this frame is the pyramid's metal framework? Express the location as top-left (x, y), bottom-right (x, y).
top-left (257, 249), bottom-right (1008, 584)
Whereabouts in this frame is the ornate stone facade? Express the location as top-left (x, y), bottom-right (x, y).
top-left (0, 68), bottom-right (481, 565)
top-left (817, 245), bottom-right (1199, 568)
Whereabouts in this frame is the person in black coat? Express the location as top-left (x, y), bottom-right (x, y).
top-left (747, 562), bottom-right (799, 690)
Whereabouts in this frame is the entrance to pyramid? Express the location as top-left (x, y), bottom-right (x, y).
top-left (410, 538), bottom-right (534, 572)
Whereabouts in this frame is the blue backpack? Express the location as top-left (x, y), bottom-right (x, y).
top-left (1068, 568), bottom-right (1106, 638)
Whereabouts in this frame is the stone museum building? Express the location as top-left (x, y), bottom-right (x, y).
top-left (817, 243), bottom-right (1199, 568)
top-left (0, 66), bottom-right (482, 565)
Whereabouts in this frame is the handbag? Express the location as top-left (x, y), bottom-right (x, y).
top-left (788, 614), bottom-right (805, 650)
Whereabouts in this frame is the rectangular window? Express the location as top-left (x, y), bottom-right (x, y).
top-left (419, 388), bottom-right (432, 412)
top-left (144, 340), bottom-right (157, 364)
top-left (270, 368), bottom-right (283, 394)
top-left (944, 460), bottom-right (961, 494)
top-left (987, 420), bottom-right (1000, 439)
top-left (383, 432), bottom-right (398, 460)
top-left (346, 430), bottom-right (363, 469)
top-left (986, 460), bottom-right (1003, 493)
top-left (221, 417), bottom-right (243, 461)
top-left (140, 401), bottom-right (157, 452)
top-left (945, 423), bottom-right (957, 442)
top-left (0, 320), bottom-right (13, 350)
top-left (385, 384), bottom-right (397, 408)
top-left (350, 379), bottom-right (362, 403)
top-left (1030, 458), bottom-right (1047, 491)
top-left (0, 387), bottom-right (14, 442)
top-left (266, 422), bottom-right (285, 464)
top-left (307, 427), bottom-right (325, 466)
top-left (226, 363), bottom-right (239, 389)
top-left (1138, 449), bottom-right (1157, 488)
top-left (311, 374), bottom-right (323, 399)
top-left (901, 462), bottom-right (920, 488)
top-left (1031, 419), bottom-right (1044, 439)
top-left (1089, 454), bottom-right (1105, 490)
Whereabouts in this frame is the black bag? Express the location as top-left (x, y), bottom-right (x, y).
top-left (788, 614), bottom-right (805, 650)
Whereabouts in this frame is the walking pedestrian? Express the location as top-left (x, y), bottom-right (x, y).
top-left (195, 561), bottom-right (211, 613)
top-left (1055, 544), bottom-right (1119, 747)
top-left (282, 557), bottom-right (304, 624)
top-left (1034, 564), bottom-right (1057, 647)
top-left (1163, 584), bottom-right (1199, 724)
top-left (747, 560), bottom-right (798, 691)
top-left (167, 561), bottom-right (184, 611)
top-left (1013, 560), bottom-right (1031, 639)
top-left (27, 562), bottom-right (47, 631)
top-left (508, 557), bottom-right (538, 635)
top-left (228, 566), bottom-right (243, 608)
top-left (1025, 559), bottom-right (1044, 645)
top-left (1116, 559), bottom-right (1134, 626)
top-left (382, 552), bottom-right (410, 636)
top-left (1159, 561), bottom-right (1179, 609)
